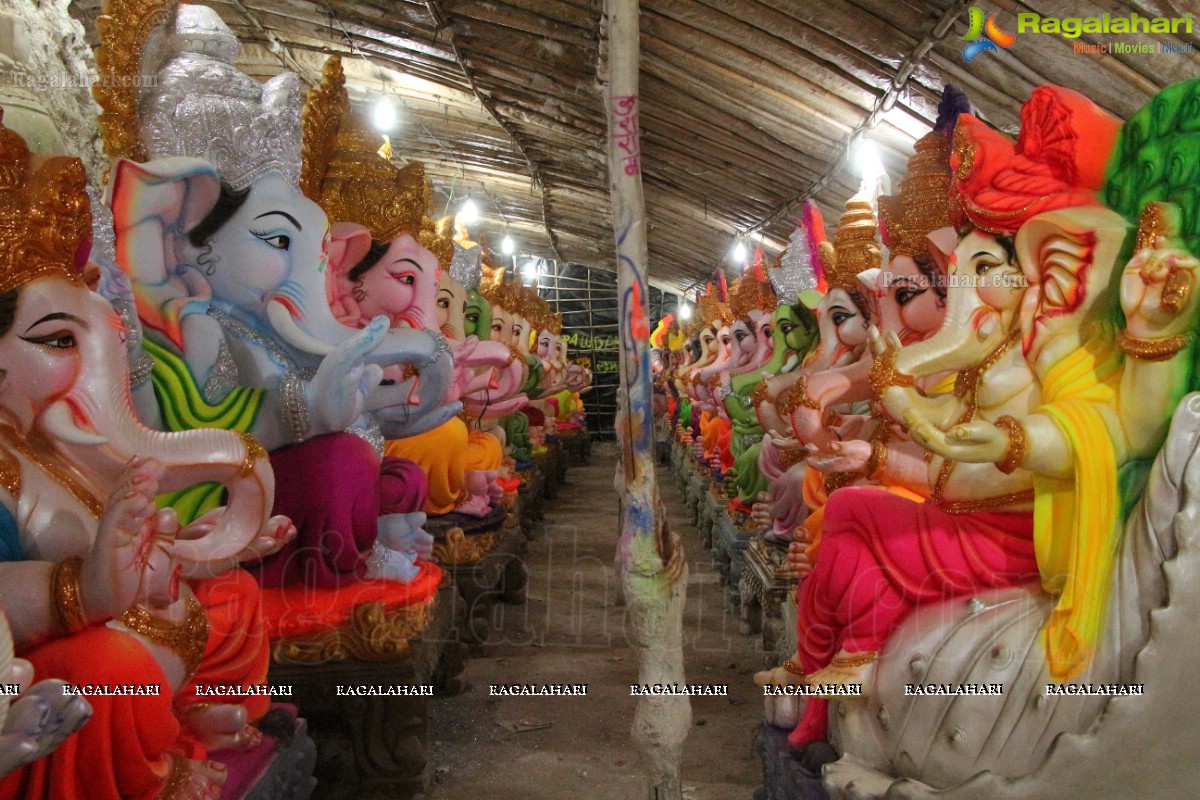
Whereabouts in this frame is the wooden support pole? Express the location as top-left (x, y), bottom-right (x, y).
top-left (602, 0), bottom-right (690, 798)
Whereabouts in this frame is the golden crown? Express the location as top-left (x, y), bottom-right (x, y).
top-left (818, 197), bottom-right (881, 291)
top-left (696, 290), bottom-right (720, 327)
top-left (422, 216), bottom-right (457, 274)
top-left (729, 272), bottom-right (777, 319)
top-left (301, 57), bottom-right (432, 244)
top-left (0, 115), bottom-right (91, 295)
top-left (93, 0), bottom-right (179, 162)
top-left (480, 263), bottom-right (520, 313)
top-left (878, 131), bottom-right (952, 259)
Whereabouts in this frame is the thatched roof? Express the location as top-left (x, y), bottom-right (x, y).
top-left (71, 0), bottom-right (1199, 293)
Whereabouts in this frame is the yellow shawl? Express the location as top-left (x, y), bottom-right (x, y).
top-left (1033, 321), bottom-right (1122, 681)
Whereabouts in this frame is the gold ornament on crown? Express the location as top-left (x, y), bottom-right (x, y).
top-left (0, 116), bottom-right (91, 295)
top-left (878, 130), bottom-right (952, 260)
top-left (93, 0), bottom-right (180, 162)
top-left (817, 197), bottom-right (881, 292)
top-left (729, 273), bottom-right (777, 319)
top-left (301, 57), bottom-right (434, 246)
top-left (696, 290), bottom-right (720, 327)
top-left (480, 264), bottom-right (519, 313)
top-left (422, 216), bottom-right (457, 273)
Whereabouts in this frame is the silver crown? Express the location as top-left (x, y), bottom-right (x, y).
top-left (770, 225), bottom-right (818, 306)
top-left (450, 241), bottom-right (482, 291)
top-left (139, 5), bottom-right (301, 190)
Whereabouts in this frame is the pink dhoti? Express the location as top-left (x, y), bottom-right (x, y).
top-left (792, 487), bottom-right (1038, 747)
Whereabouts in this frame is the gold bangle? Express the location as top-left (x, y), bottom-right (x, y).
top-left (51, 556), bottom-right (89, 633)
top-left (121, 596), bottom-right (209, 682)
top-left (993, 415), bottom-right (1026, 475)
top-left (783, 658), bottom-right (805, 677)
top-left (868, 345), bottom-right (916, 403)
top-left (864, 436), bottom-right (889, 480)
top-left (1117, 331), bottom-right (1190, 362)
top-left (749, 381), bottom-right (771, 408)
top-left (777, 445), bottom-right (807, 470)
top-left (237, 432), bottom-right (268, 478)
top-left (830, 650), bottom-right (878, 669)
top-left (777, 376), bottom-right (820, 416)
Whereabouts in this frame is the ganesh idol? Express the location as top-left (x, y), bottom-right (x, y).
top-left (93, 1), bottom-right (445, 586)
top-left (771, 85), bottom-right (1200, 781)
top-left (0, 115), bottom-right (295, 800)
top-left (765, 94), bottom-right (967, 558)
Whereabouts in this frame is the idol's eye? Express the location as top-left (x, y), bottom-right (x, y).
top-left (393, 274), bottom-right (416, 285)
top-left (251, 230), bottom-right (291, 251)
top-left (975, 259), bottom-right (1000, 276)
top-left (896, 287), bottom-right (925, 306)
top-left (778, 322), bottom-right (794, 336)
top-left (832, 311), bottom-right (853, 326)
top-left (22, 330), bottom-right (76, 350)
top-left (437, 298), bottom-right (450, 310)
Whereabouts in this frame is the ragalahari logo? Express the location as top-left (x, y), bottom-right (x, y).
top-left (961, 8), bottom-right (1016, 62)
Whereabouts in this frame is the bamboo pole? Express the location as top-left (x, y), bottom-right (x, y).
top-left (602, 0), bottom-right (690, 798)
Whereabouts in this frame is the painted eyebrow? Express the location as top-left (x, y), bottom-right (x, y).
top-left (971, 251), bottom-right (997, 260)
top-left (24, 312), bottom-right (86, 334)
top-left (254, 211), bottom-right (303, 231)
top-left (390, 258), bottom-right (423, 272)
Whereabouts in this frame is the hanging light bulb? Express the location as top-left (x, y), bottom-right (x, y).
top-left (501, 234), bottom-right (515, 255)
top-left (521, 258), bottom-right (539, 284)
top-left (678, 302), bottom-right (693, 321)
top-left (732, 240), bottom-right (748, 264)
top-left (854, 138), bottom-right (883, 179)
top-left (372, 96), bottom-right (396, 132)
top-left (459, 198), bottom-right (480, 225)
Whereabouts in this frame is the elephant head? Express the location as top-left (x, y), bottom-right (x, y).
top-left (460, 290), bottom-right (527, 419)
top-left (729, 302), bottom-right (819, 397)
top-left (325, 224), bottom-right (440, 332)
top-left (888, 207), bottom-right (1127, 389)
top-left (0, 275), bottom-right (273, 564)
top-left (889, 229), bottom-right (1028, 380)
top-left (535, 328), bottom-right (570, 396)
top-left (726, 314), bottom-right (769, 376)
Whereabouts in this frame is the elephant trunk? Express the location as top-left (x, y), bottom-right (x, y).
top-left (892, 273), bottom-right (1005, 378)
top-left (43, 301), bottom-right (271, 564)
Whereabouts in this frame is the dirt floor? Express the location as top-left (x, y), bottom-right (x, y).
top-left (426, 442), bottom-right (764, 799)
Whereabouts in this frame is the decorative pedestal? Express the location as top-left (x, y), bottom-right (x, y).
top-left (516, 465), bottom-right (545, 539)
top-left (684, 466), bottom-right (707, 526)
top-left (560, 428), bottom-right (591, 465)
top-left (218, 710), bottom-right (317, 800)
top-left (739, 536), bottom-right (798, 661)
top-left (697, 485), bottom-right (725, 549)
top-left (753, 724), bottom-right (829, 800)
top-left (534, 440), bottom-right (568, 499)
top-left (268, 586), bottom-right (462, 800)
top-left (712, 510), bottom-right (755, 612)
top-left (780, 586), bottom-right (799, 668)
top-left (428, 507), bottom-right (528, 646)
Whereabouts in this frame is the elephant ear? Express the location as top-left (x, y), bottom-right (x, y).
top-left (1014, 206), bottom-right (1129, 356)
top-left (106, 157), bottom-right (222, 350)
top-left (324, 222), bottom-right (373, 326)
top-left (328, 222), bottom-right (373, 276)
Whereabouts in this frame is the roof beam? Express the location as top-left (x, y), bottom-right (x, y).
top-left (424, 0), bottom-right (568, 264)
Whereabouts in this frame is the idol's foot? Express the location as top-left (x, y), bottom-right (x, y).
top-left (162, 756), bottom-right (228, 800)
top-left (754, 658), bottom-right (806, 729)
top-left (182, 704), bottom-right (262, 751)
top-left (804, 649), bottom-right (877, 697)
